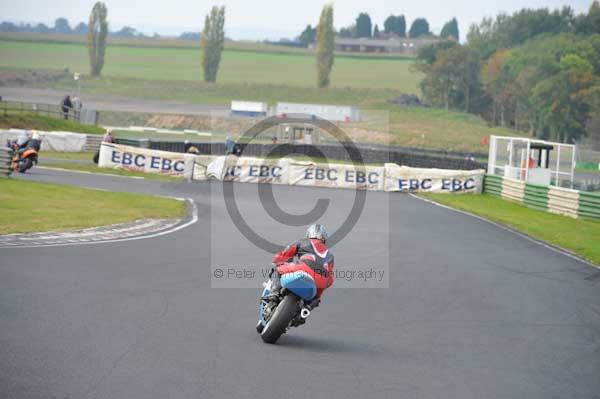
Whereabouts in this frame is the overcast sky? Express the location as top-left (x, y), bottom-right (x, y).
top-left (0, 0), bottom-right (592, 40)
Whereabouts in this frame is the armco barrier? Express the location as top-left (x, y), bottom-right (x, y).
top-left (483, 174), bottom-right (600, 219)
top-left (0, 147), bottom-right (12, 177)
top-left (148, 141), bottom-right (484, 171)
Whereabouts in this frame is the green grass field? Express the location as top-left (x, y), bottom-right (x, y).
top-left (0, 178), bottom-right (185, 234)
top-left (0, 40), bottom-right (420, 91)
top-left (0, 36), bottom-right (524, 151)
top-left (422, 193), bottom-right (600, 265)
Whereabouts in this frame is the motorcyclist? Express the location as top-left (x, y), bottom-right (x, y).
top-left (269, 224), bottom-right (334, 308)
top-left (28, 132), bottom-right (41, 152)
top-left (9, 131), bottom-right (33, 159)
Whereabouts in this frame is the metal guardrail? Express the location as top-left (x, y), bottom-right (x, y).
top-left (1, 100), bottom-right (66, 118)
top-left (0, 147), bottom-right (13, 177)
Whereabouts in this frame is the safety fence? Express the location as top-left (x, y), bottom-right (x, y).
top-left (0, 100), bottom-right (98, 125)
top-left (483, 174), bottom-right (600, 219)
top-left (0, 148), bottom-right (12, 177)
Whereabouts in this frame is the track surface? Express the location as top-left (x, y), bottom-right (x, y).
top-left (1, 169), bottom-right (600, 399)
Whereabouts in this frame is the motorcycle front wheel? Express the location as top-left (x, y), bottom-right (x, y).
top-left (260, 293), bottom-right (299, 344)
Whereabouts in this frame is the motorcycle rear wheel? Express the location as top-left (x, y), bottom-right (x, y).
top-left (260, 294), bottom-right (298, 344)
top-left (19, 158), bottom-right (33, 173)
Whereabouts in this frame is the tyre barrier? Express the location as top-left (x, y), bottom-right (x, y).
top-left (483, 174), bottom-right (600, 219)
top-left (0, 148), bottom-right (12, 177)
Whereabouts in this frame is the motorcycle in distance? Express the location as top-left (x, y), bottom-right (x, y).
top-left (257, 265), bottom-right (320, 344)
top-left (7, 139), bottom-right (39, 173)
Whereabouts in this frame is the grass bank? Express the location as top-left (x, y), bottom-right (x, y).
top-left (0, 112), bottom-right (104, 134)
top-left (422, 193), bottom-right (600, 265)
top-left (0, 178), bottom-right (185, 234)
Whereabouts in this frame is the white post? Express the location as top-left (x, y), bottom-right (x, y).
top-left (525, 140), bottom-right (530, 182)
top-left (487, 135), bottom-right (496, 175)
top-left (508, 138), bottom-right (513, 178)
top-left (555, 145), bottom-right (561, 187)
top-left (570, 145), bottom-right (575, 189)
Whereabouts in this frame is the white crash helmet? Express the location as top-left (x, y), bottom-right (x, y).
top-left (306, 224), bottom-right (327, 242)
top-left (16, 131), bottom-right (32, 146)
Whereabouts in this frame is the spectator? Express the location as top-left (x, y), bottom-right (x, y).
top-left (61, 95), bottom-right (72, 120)
top-left (102, 128), bottom-right (116, 143)
top-left (94, 128), bottom-right (116, 164)
top-left (225, 135), bottom-right (235, 155)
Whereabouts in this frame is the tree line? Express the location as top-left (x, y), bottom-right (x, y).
top-left (298, 13), bottom-right (458, 46)
top-left (0, 18), bottom-right (199, 40)
top-left (414, 2), bottom-right (600, 143)
top-left (80, 2), bottom-right (334, 89)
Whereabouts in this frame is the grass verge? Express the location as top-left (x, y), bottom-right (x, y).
top-left (0, 112), bottom-right (104, 134)
top-left (41, 151), bottom-right (96, 161)
top-left (0, 178), bottom-right (185, 234)
top-left (40, 162), bottom-right (185, 181)
top-left (421, 193), bottom-right (600, 265)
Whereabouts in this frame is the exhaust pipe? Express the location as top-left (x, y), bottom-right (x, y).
top-left (300, 307), bottom-right (311, 319)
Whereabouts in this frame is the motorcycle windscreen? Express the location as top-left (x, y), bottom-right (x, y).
top-left (280, 271), bottom-right (317, 301)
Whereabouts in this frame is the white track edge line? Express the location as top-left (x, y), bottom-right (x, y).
top-left (0, 198), bottom-right (198, 249)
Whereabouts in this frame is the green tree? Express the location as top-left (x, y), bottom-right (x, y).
top-left (467, 7), bottom-right (574, 59)
top-left (356, 13), bottom-right (372, 38)
top-left (87, 2), bottom-right (108, 76)
top-left (316, 4), bottom-right (335, 88)
top-left (440, 17), bottom-right (459, 40)
top-left (384, 15), bottom-right (406, 37)
top-left (409, 18), bottom-right (430, 38)
top-left (532, 54), bottom-right (598, 142)
top-left (575, 0), bottom-right (600, 34)
top-left (481, 49), bottom-right (513, 126)
top-left (338, 26), bottom-right (354, 38)
top-left (416, 44), bottom-right (480, 111)
top-left (54, 18), bottom-right (71, 34)
top-left (201, 6), bottom-right (226, 83)
top-left (298, 24), bottom-right (316, 46)
top-left (373, 24), bottom-right (380, 38)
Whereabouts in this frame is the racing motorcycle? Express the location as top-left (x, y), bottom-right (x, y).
top-left (7, 140), bottom-right (39, 173)
top-left (257, 266), bottom-right (320, 344)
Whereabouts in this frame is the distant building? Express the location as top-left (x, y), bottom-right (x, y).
top-left (334, 36), bottom-right (450, 55)
top-left (276, 102), bottom-right (361, 122)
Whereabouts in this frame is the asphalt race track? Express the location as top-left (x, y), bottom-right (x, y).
top-left (2, 168), bottom-right (600, 399)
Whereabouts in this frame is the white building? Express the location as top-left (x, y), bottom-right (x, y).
top-left (275, 102), bottom-right (361, 122)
